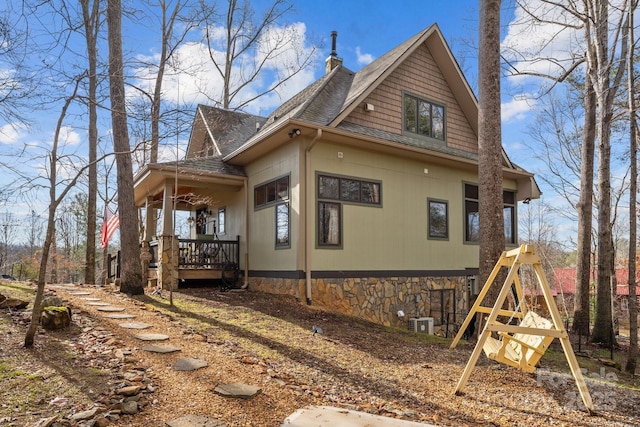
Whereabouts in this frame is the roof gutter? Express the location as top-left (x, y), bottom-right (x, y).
top-left (304, 128), bottom-right (323, 305)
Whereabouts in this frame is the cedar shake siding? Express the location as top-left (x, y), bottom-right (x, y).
top-left (344, 43), bottom-right (477, 155)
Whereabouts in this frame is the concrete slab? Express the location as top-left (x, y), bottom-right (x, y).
top-left (281, 406), bottom-right (436, 427)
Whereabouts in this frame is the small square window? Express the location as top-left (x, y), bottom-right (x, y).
top-left (277, 176), bottom-right (289, 201)
top-left (255, 186), bottom-right (266, 207)
top-left (361, 182), bottom-right (380, 204)
top-left (340, 178), bottom-right (361, 202)
top-left (319, 175), bottom-right (340, 199)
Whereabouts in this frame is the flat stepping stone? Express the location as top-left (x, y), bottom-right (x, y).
top-left (119, 322), bottom-right (152, 329)
top-left (213, 383), bottom-right (261, 399)
top-left (69, 291), bottom-right (92, 295)
top-left (86, 302), bottom-right (110, 306)
top-left (174, 358), bottom-right (208, 371)
top-left (281, 405), bottom-right (434, 427)
top-left (134, 333), bottom-right (169, 341)
top-left (166, 415), bottom-right (227, 427)
top-left (103, 313), bottom-right (136, 319)
top-left (81, 297), bottom-right (102, 301)
top-left (142, 344), bottom-right (181, 354)
top-left (97, 306), bottom-right (125, 312)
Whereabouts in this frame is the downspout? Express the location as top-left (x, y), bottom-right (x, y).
top-left (305, 128), bottom-right (322, 304)
top-left (243, 178), bottom-right (249, 288)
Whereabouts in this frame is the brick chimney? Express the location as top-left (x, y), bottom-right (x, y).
top-left (325, 31), bottom-right (342, 74)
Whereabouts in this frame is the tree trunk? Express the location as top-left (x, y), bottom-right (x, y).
top-left (478, 0), bottom-right (504, 305)
top-left (625, 0), bottom-right (637, 373)
top-left (589, 0), bottom-right (627, 347)
top-left (82, 0), bottom-right (100, 285)
top-left (106, 0), bottom-right (143, 295)
top-left (573, 68), bottom-right (596, 336)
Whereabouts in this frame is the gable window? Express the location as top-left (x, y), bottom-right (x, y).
top-left (276, 203), bottom-right (290, 248)
top-left (464, 183), bottom-right (517, 244)
top-left (404, 94), bottom-right (445, 141)
top-left (217, 207), bottom-right (226, 235)
top-left (428, 199), bottom-right (448, 240)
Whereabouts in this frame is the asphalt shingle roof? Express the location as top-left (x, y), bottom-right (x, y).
top-left (157, 156), bottom-right (246, 177)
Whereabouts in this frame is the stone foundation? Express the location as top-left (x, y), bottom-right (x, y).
top-left (248, 275), bottom-right (469, 329)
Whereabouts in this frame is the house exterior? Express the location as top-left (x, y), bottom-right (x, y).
top-left (554, 267), bottom-right (640, 329)
top-left (133, 24), bottom-right (540, 329)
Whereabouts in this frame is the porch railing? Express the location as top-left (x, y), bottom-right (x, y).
top-left (178, 236), bottom-right (240, 269)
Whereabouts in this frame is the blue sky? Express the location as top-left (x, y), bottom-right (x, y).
top-left (0, 0), bottom-right (595, 246)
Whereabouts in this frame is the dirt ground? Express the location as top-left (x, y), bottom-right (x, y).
top-left (1, 280), bottom-right (640, 426)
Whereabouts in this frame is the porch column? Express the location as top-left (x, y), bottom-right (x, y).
top-left (144, 196), bottom-right (156, 241)
top-left (160, 179), bottom-right (174, 235)
top-left (157, 236), bottom-right (178, 291)
top-left (157, 179), bottom-right (178, 290)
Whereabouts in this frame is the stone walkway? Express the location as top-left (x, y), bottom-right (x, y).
top-left (58, 285), bottom-right (437, 427)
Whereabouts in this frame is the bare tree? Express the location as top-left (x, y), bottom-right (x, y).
top-left (478, 0), bottom-right (504, 301)
top-left (0, 211), bottom-right (19, 273)
top-left (148, 0), bottom-right (192, 163)
top-left (625, 0), bottom-right (638, 374)
top-left (80, 0), bottom-right (102, 284)
top-left (588, 0), bottom-right (629, 346)
top-left (574, 67), bottom-right (596, 337)
top-left (0, 4), bottom-right (36, 126)
top-left (200, 0), bottom-right (317, 111)
top-left (80, 0), bottom-right (102, 285)
top-left (25, 75), bottom-right (85, 347)
top-left (106, 0), bottom-right (143, 295)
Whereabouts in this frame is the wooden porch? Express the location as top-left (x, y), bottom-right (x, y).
top-left (147, 236), bottom-right (240, 284)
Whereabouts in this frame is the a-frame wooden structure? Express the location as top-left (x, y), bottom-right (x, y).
top-left (450, 244), bottom-right (594, 413)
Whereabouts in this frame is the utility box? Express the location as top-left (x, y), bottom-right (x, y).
top-left (408, 317), bottom-right (434, 334)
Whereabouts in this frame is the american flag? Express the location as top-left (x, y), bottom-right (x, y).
top-left (100, 206), bottom-right (120, 248)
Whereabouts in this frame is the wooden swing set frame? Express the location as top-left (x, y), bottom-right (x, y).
top-left (450, 244), bottom-right (594, 413)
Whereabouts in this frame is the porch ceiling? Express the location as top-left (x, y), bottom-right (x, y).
top-left (134, 164), bottom-right (246, 207)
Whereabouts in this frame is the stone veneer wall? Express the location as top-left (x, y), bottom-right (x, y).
top-left (248, 275), bottom-right (469, 329)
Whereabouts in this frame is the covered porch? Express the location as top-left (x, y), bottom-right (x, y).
top-left (134, 158), bottom-right (248, 290)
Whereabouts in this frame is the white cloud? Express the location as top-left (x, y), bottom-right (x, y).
top-left (501, 0), bottom-right (584, 89)
top-left (58, 125), bottom-right (81, 146)
top-left (502, 96), bottom-right (536, 122)
top-left (130, 21), bottom-right (320, 116)
top-left (355, 47), bottom-right (374, 66)
top-left (0, 122), bottom-right (26, 144)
